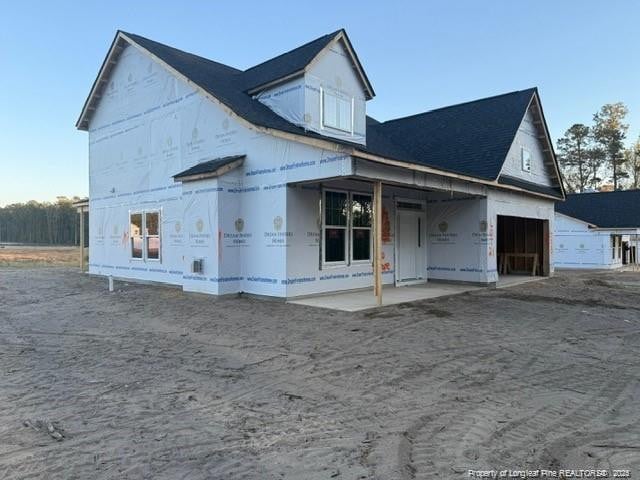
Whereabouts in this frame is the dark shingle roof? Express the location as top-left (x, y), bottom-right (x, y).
top-left (121, 31), bottom-right (362, 144)
top-left (173, 155), bottom-right (245, 180)
top-left (556, 190), bottom-right (640, 228)
top-left (81, 31), bottom-right (561, 197)
top-left (370, 89), bottom-right (537, 180)
top-left (240, 30), bottom-right (341, 91)
top-left (499, 175), bottom-right (562, 198)
top-left (124, 33), bottom-right (327, 137)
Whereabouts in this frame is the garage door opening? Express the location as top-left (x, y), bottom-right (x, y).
top-left (497, 215), bottom-right (549, 277)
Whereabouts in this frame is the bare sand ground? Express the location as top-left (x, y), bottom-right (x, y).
top-left (0, 267), bottom-right (639, 479)
top-left (0, 246), bottom-right (78, 268)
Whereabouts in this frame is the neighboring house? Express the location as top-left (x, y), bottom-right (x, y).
top-left (76, 29), bottom-right (565, 298)
top-left (555, 190), bottom-right (640, 269)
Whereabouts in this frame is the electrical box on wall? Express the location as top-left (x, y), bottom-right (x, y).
top-left (191, 258), bottom-right (204, 274)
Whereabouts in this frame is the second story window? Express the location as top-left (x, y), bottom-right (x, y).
top-left (322, 89), bottom-right (353, 133)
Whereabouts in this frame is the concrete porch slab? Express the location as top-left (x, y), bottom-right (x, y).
top-left (288, 282), bottom-right (482, 312)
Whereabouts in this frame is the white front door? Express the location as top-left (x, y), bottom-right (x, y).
top-left (396, 207), bottom-right (426, 285)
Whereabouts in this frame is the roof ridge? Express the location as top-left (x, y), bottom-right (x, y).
top-left (380, 87), bottom-right (538, 125)
top-left (241, 29), bottom-right (343, 74)
top-left (119, 30), bottom-right (242, 74)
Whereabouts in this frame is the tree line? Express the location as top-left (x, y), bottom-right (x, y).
top-left (557, 102), bottom-right (640, 193)
top-left (0, 197), bottom-right (83, 245)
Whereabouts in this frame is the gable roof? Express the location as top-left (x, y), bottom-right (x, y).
top-left (242, 29), bottom-right (374, 98)
top-left (241, 31), bottom-right (338, 90)
top-left (555, 190), bottom-right (640, 229)
top-left (77, 31), bottom-right (564, 200)
top-left (370, 89), bottom-right (534, 179)
top-left (77, 31), bottom-right (372, 137)
top-left (365, 88), bottom-right (564, 198)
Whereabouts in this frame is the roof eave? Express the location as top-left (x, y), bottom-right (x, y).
top-left (246, 69), bottom-right (306, 96)
top-left (332, 30), bottom-right (375, 100)
top-left (173, 156), bottom-right (245, 183)
top-left (530, 90), bottom-right (566, 199)
top-left (76, 31), bottom-right (129, 131)
top-left (246, 29), bottom-right (375, 100)
top-left (351, 150), bottom-right (564, 202)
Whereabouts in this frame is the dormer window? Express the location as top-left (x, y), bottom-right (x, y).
top-left (321, 89), bottom-right (353, 133)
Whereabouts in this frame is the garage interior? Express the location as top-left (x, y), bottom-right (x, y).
top-left (497, 215), bottom-right (549, 277)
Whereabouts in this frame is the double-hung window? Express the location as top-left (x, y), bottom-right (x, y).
top-left (130, 213), bottom-right (143, 259)
top-left (145, 212), bottom-right (160, 260)
top-left (351, 194), bottom-right (372, 262)
top-left (130, 210), bottom-right (161, 261)
top-left (322, 190), bottom-right (372, 266)
top-left (323, 191), bottom-right (348, 264)
top-left (322, 89), bottom-right (353, 133)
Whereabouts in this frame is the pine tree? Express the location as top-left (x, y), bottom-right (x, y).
top-left (592, 103), bottom-right (629, 190)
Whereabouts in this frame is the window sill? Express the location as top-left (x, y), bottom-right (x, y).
top-left (351, 260), bottom-right (373, 266)
top-left (321, 262), bottom-right (348, 269)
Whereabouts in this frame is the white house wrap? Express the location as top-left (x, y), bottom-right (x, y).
top-left (77, 29), bottom-right (565, 298)
top-left (555, 190), bottom-right (640, 269)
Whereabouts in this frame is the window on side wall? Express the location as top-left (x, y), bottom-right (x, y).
top-left (323, 190), bottom-right (348, 264)
top-left (521, 147), bottom-right (532, 173)
top-left (145, 212), bottom-right (160, 260)
top-left (130, 213), bottom-right (143, 259)
top-left (130, 210), bottom-right (161, 262)
top-left (322, 89), bottom-right (352, 133)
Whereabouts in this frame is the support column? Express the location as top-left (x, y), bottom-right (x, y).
top-left (373, 181), bottom-right (383, 306)
top-left (79, 207), bottom-right (85, 272)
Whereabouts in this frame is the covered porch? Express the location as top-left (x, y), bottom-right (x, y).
top-left (284, 158), bottom-right (498, 304)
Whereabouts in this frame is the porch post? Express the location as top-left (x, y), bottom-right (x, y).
top-left (79, 207), bottom-right (85, 272)
top-left (373, 181), bottom-right (383, 306)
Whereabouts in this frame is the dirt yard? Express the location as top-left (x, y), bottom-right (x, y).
top-left (0, 246), bottom-right (79, 268)
top-left (0, 268), bottom-right (639, 479)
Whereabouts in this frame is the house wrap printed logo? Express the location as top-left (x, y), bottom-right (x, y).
top-left (265, 215), bottom-right (291, 246)
top-left (430, 219), bottom-right (457, 244)
top-left (109, 225), bottom-right (120, 247)
top-left (163, 133), bottom-right (178, 158)
top-left (190, 218), bottom-right (210, 246)
top-left (169, 220), bottom-right (184, 246)
top-left (225, 218), bottom-right (252, 246)
top-left (216, 117), bottom-right (237, 145)
top-left (473, 219), bottom-right (490, 245)
top-left (187, 127), bottom-right (204, 154)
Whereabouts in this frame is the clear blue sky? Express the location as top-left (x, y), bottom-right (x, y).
top-left (1, 0), bottom-right (639, 205)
